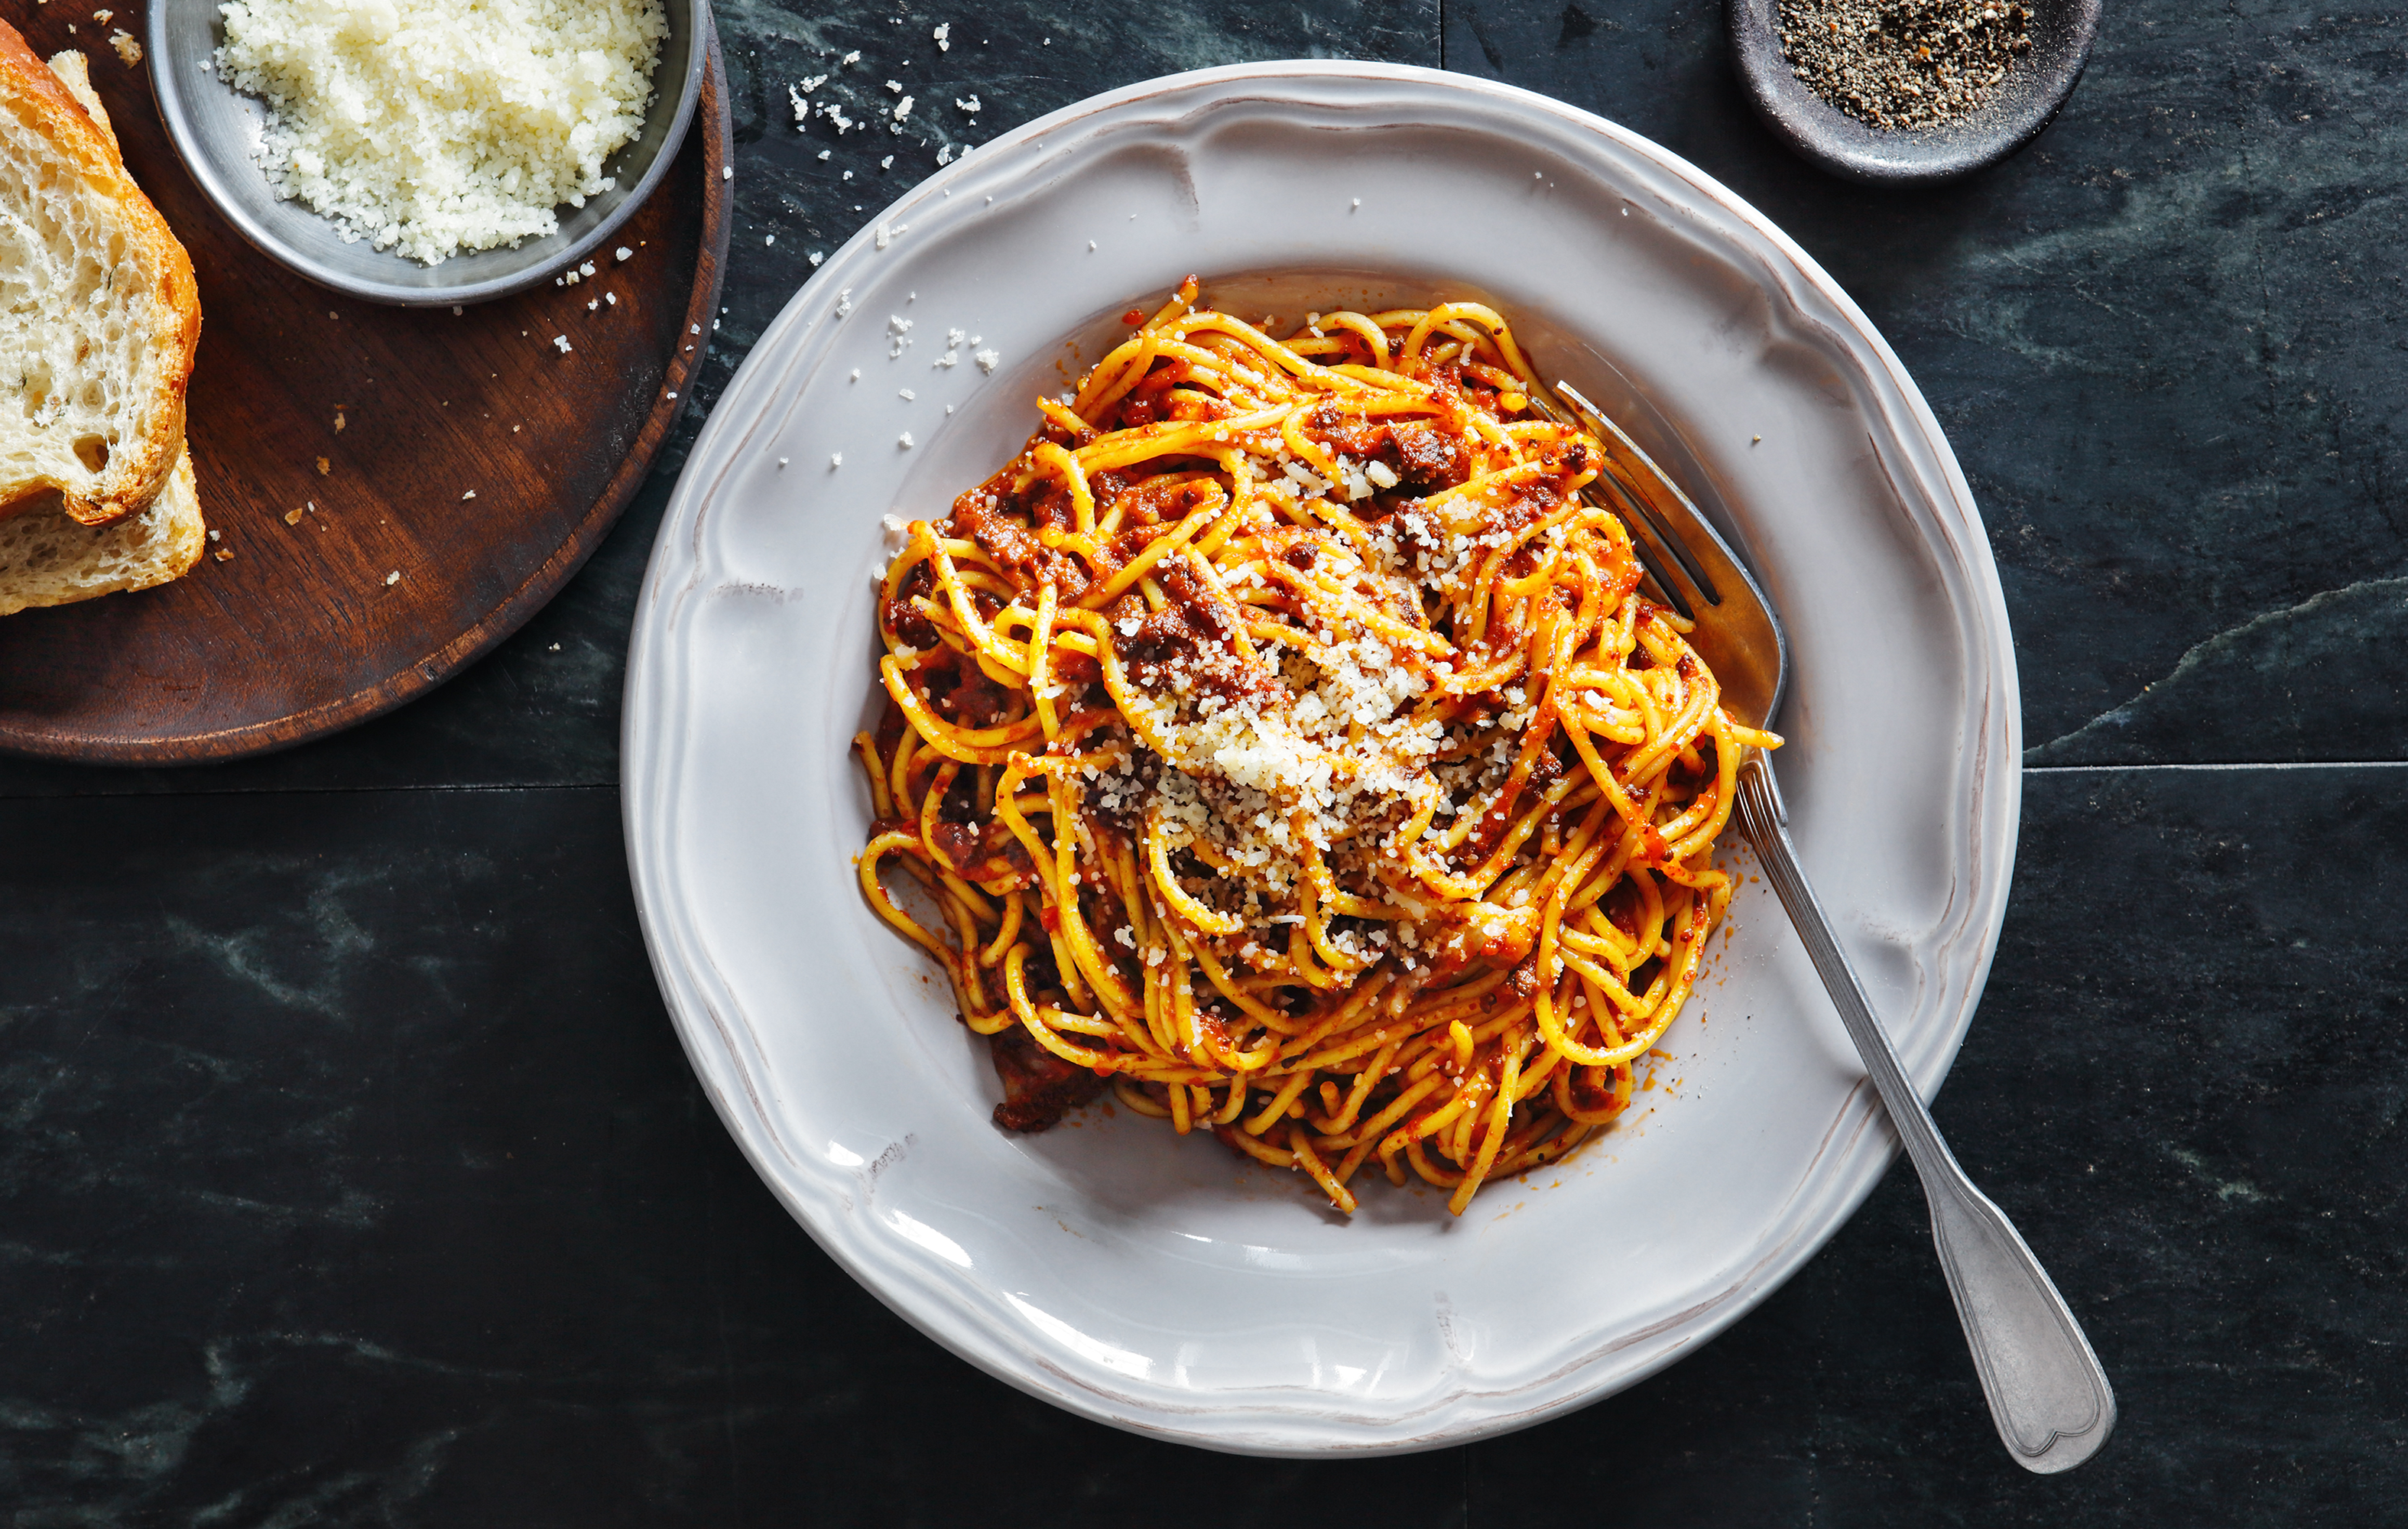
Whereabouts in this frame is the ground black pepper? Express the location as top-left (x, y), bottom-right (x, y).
top-left (1777, 0), bottom-right (2033, 132)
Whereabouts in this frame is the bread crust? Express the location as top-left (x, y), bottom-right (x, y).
top-left (0, 443), bottom-right (204, 616)
top-left (0, 20), bottom-right (201, 528)
top-left (43, 50), bottom-right (119, 160)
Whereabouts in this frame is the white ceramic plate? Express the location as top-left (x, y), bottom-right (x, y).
top-left (624, 61), bottom-right (2020, 1456)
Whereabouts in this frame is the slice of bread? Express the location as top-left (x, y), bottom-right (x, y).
top-left (0, 444), bottom-right (203, 616)
top-left (0, 20), bottom-right (201, 528)
top-left (0, 50), bottom-right (208, 618)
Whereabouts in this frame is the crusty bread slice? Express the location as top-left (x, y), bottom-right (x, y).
top-left (0, 20), bottom-right (201, 528)
top-left (0, 50), bottom-right (208, 618)
top-left (0, 444), bottom-right (203, 615)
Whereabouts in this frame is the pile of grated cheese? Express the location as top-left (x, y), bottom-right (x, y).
top-left (216, 0), bottom-right (669, 265)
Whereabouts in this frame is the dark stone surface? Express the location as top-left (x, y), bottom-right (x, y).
top-left (2, 772), bottom-right (2400, 1522)
top-left (4, 0), bottom-right (2406, 1521)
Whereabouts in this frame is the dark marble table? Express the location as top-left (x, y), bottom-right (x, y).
top-left (3, 1), bottom-right (2401, 1522)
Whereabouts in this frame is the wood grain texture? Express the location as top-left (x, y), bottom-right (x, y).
top-left (0, 2), bottom-right (732, 764)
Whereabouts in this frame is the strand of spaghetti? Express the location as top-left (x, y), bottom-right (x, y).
top-left (1172, 311), bottom-right (1381, 392)
top-left (1290, 1126), bottom-right (1358, 1213)
top-left (1423, 302), bottom-right (1540, 382)
top-left (1316, 1040), bottom-right (1403, 1135)
top-left (1024, 441), bottom-right (1096, 534)
top-left (882, 658), bottom-right (1044, 763)
top-left (1399, 311), bottom-right (1494, 367)
top-left (1073, 329), bottom-right (1161, 423)
top-left (1004, 946), bottom-right (1118, 1068)
top-left (1170, 547), bottom-right (1261, 662)
top-left (1278, 404), bottom-right (1343, 480)
top-left (1221, 1124), bottom-right (1296, 1169)
top-left (1024, 584), bottom-right (1062, 740)
top-left (1665, 719), bottom-right (1746, 860)
top-left (1074, 407), bottom-right (1293, 471)
top-left (1316, 310), bottom-right (1391, 368)
top-left (1276, 962), bottom-right (1396, 1057)
top-left (1400, 1139), bottom-right (1461, 1188)
top-left (1453, 490), bottom-right (1589, 632)
top-left (1285, 1008), bottom-right (1462, 1076)
top-left (856, 832), bottom-right (962, 965)
top-left (977, 891), bottom-right (1025, 968)
top-left (1294, 829), bottom-right (1374, 976)
top-left (1187, 935), bottom-right (1299, 1031)
top-left (1127, 336), bottom-right (1241, 385)
top-left (1333, 1073), bottom-right (1448, 1183)
top-left (1381, 1087), bottom-right (1478, 1167)
top-left (921, 531), bottom-right (1040, 677)
top-left (1410, 772), bottom-right (1583, 902)
top-left (1047, 1008), bottom-right (1126, 1038)
top-left (1034, 397), bottom-right (1098, 444)
top-left (1159, 920), bottom-right (1274, 1073)
top-left (884, 729), bottom-right (920, 826)
top-left (1092, 855), bottom-right (1168, 1060)
top-left (1076, 491), bottom-right (1232, 610)
top-left (853, 732), bottom-right (896, 820)
top-left (1048, 776), bottom-right (1136, 1014)
top-left (1553, 1063), bottom-right (1633, 1125)
top-left (1559, 700), bottom-right (1650, 832)
top-left (1144, 809), bottom-right (1244, 936)
top-left (1164, 926), bottom-right (1208, 1064)
top-left (1618, 666), bottom-right (1719, 786)
top-left (1154, 936), bottom-right (1192, 1068)
top-left (1245, 1070), bottom-right (1318, 1135)
top-left (1449, 1038), bottom-right (1525, 1213)
top-left (1398, 971), bottom-right (1514, 1027)
top-left (913, 758), bottom-right (962, 868)
top-left (1261, 560), bottom-right (1451, 651)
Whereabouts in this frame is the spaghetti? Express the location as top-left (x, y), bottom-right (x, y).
top-left (855, 281), bottom-right (1781, 1215)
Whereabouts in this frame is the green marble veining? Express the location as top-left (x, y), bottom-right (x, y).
top-left (1449, 0), bottom-right (2408, 766)
top-left (2, 772), bottom-right (2401, 1520)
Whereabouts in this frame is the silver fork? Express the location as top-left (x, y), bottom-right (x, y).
top-left (1552, 381), bottom-right (2118, 1475)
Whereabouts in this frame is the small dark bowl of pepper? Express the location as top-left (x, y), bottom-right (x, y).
top-left (1728, 0), bottom-right (2102, 187)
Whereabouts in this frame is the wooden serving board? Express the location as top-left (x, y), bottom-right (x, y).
top-left (0, 4), bottom-right (732, 763)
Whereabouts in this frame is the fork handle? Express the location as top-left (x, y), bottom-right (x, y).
top-left (1732, 755), bottom-right (2117, 1474)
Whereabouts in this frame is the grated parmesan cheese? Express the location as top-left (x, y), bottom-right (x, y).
top-left (216, 0), bottom-right (669, 265)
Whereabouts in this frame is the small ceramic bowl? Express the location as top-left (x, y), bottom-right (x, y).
top-left (1727, 0), bottom-right (2101, 187)
top-left (144, 0), bottom-right (708, 307)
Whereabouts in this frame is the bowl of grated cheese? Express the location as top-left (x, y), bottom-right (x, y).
top-left (146, 0), bottom-right (709, 307)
